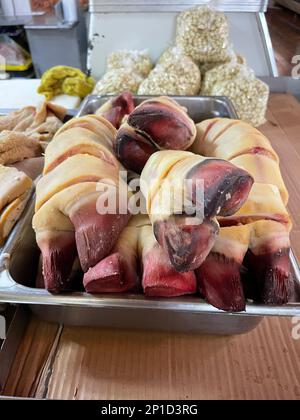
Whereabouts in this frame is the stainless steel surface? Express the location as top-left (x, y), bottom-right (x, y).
top-left (89, 0), bottom-right (269, 13)
top-left (0, 199), bottom-right (298, 335)
top-left (24, 14), bottom-right (77, 29)
top-left (0, 95), bottom-right (299, 335)
top-left (0, 15), bottom-right (32, 26)
top-left (54, 0), bottom-right (64, 24)
top-left (30, 305), bottom-right (263, 334)
top-left (25, 10), bottom-right (87, 77)
top-left (0, 306), bottom-right (30, 393)
top-left (0, 9), bottom-right (76, 29)
top-left (256, 13), bottom-right (278, 77)
top-left (0, 197), bottom-right (299, 319)
top-left (22, 9), bottom-right (77, 29)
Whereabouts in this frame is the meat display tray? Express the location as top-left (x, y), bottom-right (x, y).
top-left (0, 95), bottom-right (299, 335)
top-left (77, 94), bottom-right (238, 120)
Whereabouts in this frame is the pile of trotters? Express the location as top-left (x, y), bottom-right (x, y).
top-left (33, 94), bottom-right (293, 312)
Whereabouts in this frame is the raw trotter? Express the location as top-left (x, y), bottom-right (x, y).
top-left (116, 97), bottom-right (197, 173)
top-left (33, 114), bottom-right (131, 293)
top-left (96, 92), bottom-right (135, 129)
top-left (192, 118), bottom-right (292, 308)
top-left (32, 94), bottom-right (293, 313)
top-left (84, 215), bottom-right (197, 297)
top-left (140, 150), bottom-right (254, 273)
top-left (0, 166), bottom-right (32, 245)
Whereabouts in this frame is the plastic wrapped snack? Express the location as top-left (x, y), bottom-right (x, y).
top-left (199, 52), bottom-right (246, 76)
top-left (201, 59), bottom-right (252, 94)
top-left (94, 69), bottom-right (143, 95)
top-left (208, 77), bottom-right (269, 127)
top-left (138, 47), bottom-right (201, 96)
top-left (175, 6), bottom-right (231, 63)
top-left (107, 50), bottom-right (153, 77)
top-left (200, 55), bottom-right (269, 126)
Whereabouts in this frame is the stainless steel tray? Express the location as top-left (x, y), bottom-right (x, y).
top-left (77, 94), bottom-right (238, 121)
top-left (0, 95), bottom-right (299, 335)
top-left (0, 200), bottom-right (299, 334)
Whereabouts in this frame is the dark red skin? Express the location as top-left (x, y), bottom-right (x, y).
top-left (128, 100), bottom-right (195, 150)
top-left (187, 159), bottom-right (254, 218)
top-left (37, 231), bottom-right (77, 294)
top-left (196, 253), bottom-right (246, 312)
top-left (69, 198), bottom-right (131, 273)
top-left (154, 217), bottom-right (219, 272)
top-left (244, 248), bottom-right (292, 305)
top-left (101, 92), bottom-right (135, 129)
top-left (115, 127), bottom-right (158, 174)
top-left (83, 252), bottom-right (139, 294)
top-left (36, 258), bottom-right (45, 289)
top-left (142, 245), bottom-right (197, 297)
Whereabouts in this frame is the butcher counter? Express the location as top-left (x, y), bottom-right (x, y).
top-left (0, 83), bottom-right (300, 401)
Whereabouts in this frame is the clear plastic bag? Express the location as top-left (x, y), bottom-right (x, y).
top-left (107, 50), bottom-right (153, 78)
top-left (94, 69), bottom-right (143, 95)
top-left (209, 77), bottom-right (269, 127)
top-left (138, 46), bottom-right (201, 96)
top-left (201, 55), bottom-right (269, 126)
top-left (94, 49), bottom-right (153, 95)
top-left (198, 45), bottom-right (245, 76)
top-left (175, 4), bottom-right (231, 63)
top-left (201, 54), bottom-right (251, 94)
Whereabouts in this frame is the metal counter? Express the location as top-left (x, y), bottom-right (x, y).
top-left (89, 1), bottom-right (269, 13)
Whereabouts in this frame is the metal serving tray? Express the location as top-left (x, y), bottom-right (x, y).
top-left (0, 95), bottom-right (299, 335)
top-left (77, 94), bottom-right (238, 120)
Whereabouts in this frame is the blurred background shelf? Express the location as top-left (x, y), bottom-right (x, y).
top-left (0, 15), bottom-right (33, 26)
top-left (89, 0), bottom-right (269, 13)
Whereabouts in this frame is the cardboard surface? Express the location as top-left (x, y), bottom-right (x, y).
top-left (2, 93), bottom-right (300, 400)
top-left (3, 317), bottom-right (300, 400)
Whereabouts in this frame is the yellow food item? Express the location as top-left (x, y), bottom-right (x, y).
top-left (38, 66), bottom-right (95, 100)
